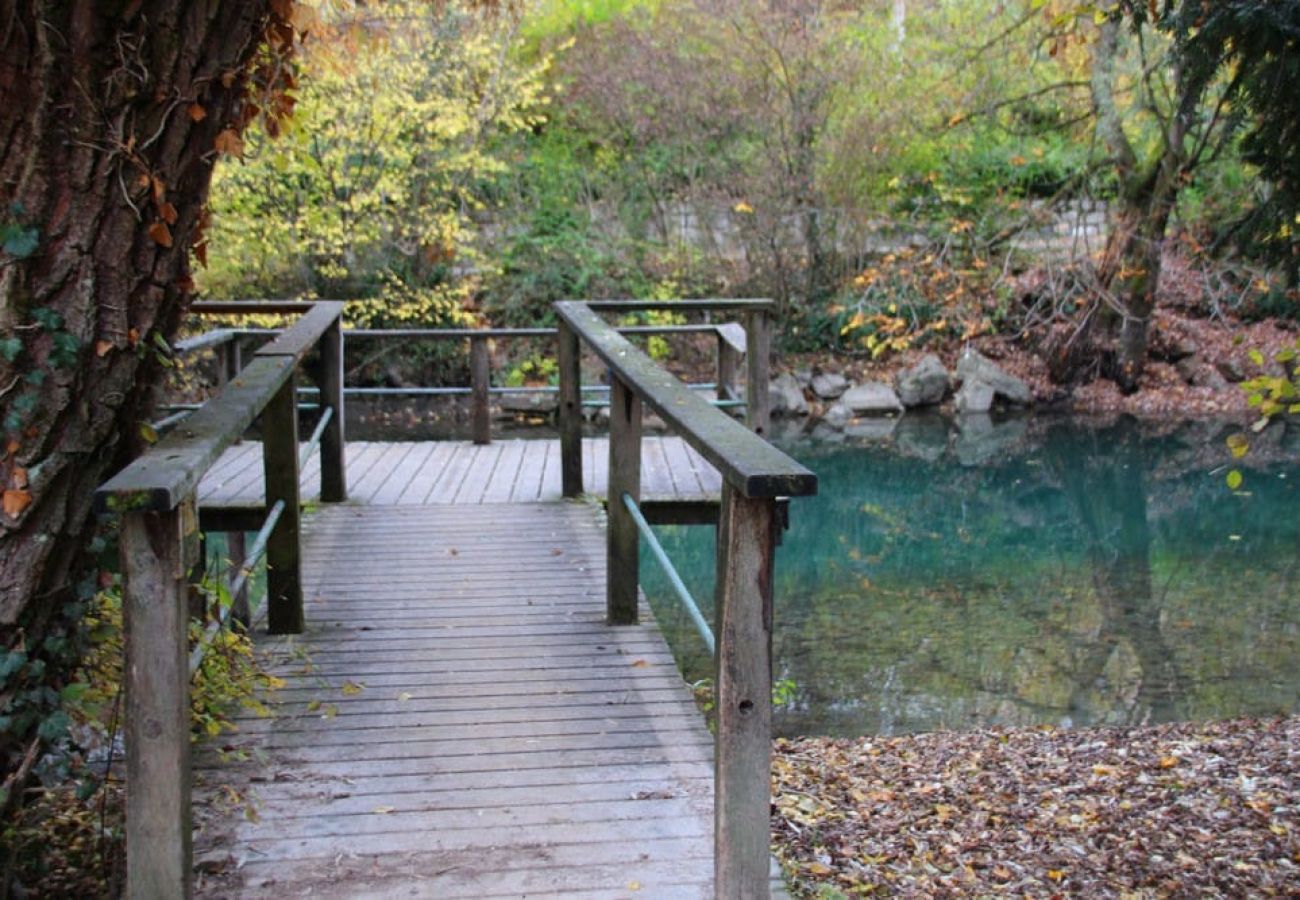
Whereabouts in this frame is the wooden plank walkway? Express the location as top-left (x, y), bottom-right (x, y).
top-left (198, 437), bottom-right (722, 508)
top-left (194, 502), bottom-right (716, 898)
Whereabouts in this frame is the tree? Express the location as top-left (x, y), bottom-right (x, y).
top-left (0, 0), bottom-right (296, 781)
top-left (1081, 0), bottom-right (1300, 391)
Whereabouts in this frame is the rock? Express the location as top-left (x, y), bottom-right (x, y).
top-left (810, 371), bottom-right (849, 400)
top-left (1217, 358), bottom-right (1247, 383)
top-left (793, 369), bottom-right (813, 388)
top-left (955, 347), bottom-right (1030, 408)
top-left (1175, 357), bottom-right (1230, 390)
top-left (955, 381), bottom-right (995, 414)
top-left (894, 354), bottom-right (950, 407)
top-left (497, 392), bottom-right (558, 415)
top-left (1168, 336), bottom-right (1199, 361)
top-left (821, 403), bottom-right (852, 429)
top-left (894, 413), bottom-right (948, 461)
top-left (841, 382), bottom-right (903, 415)
top-left (769, 373), bottom-right (810, 416)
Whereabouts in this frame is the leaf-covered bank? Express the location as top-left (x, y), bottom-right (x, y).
top-left (772, 716), bottom-right (1299, 897)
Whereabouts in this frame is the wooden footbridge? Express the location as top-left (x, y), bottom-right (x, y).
top-left (96, 301), bottom-right (815, 898)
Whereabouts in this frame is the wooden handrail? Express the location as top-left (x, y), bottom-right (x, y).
top-left (553, 299), bottom-right (814, 899)
top-left (93, 301), bottom-right (346, 899)
top-left (555, 302), bottom-right (813, 499)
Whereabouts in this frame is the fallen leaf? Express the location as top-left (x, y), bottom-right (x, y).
top-left (188, 103), bottom-right (207, 122)
top-left (159, 201), bottom-right (178, 225)
top-left (11, 467), bottom-right (27, 489)
top-left (397, 692), bottom-right (413, 702)
top-left (340, 681), bottom-right (364, 696)
top-left (372, 806), bottom-right (395, 815)
top-left (631, 659), bottom-right (649, 668)
top-left (95, 339), bottom-right (114, 357)
top-left (1158, 755), bottom-right (1180, 769)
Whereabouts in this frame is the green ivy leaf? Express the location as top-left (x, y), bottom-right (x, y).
top-left (0, 222), bottom-right (39, 259)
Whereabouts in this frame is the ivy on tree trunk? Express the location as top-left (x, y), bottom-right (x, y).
top-left (0, 0), bottom-right (280, 771)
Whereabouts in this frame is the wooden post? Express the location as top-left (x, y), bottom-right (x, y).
top-left (228, 530), bottom-right (250, 627)
top-left (557, 320), bottom-right (583, 497)
top-left (121, 500), bottom-right (196, 900)
top-left (714, 484), bottom-right (777, 899)
top-left (318, 317), bottom-right (347, 502)
top-left (222, 337), bottom-right (242, 385)
top-left (717, 329), bottom-right (741, 403)
top-left (745, 309), bottom-right (771, 437)
top-left (263, 374), bottom-right (303, 634)
top-left (470, 335), bottom-right (491, 446)
top-left (606, 376), bottom-right (642, 625)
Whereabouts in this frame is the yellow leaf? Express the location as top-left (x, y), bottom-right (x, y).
top-left (1048, 869), bottom-right (1065, 882)
top-left (626, 881), bottom-right (641, 892)
top-left (373, 805), bottom-right (395, 815)
top-left (139, 422), bottom-right (158, 445)
top-left (341, 680), bottom-right (365, 696)
top-left (1158, 755), bottom-right (1180, 769)
top-left (1226, 470), bottom-right (1243, 491)
top-left (732, 201), bottom-right (754, 214)
top-left (397, 691), bottom-right (413, 702)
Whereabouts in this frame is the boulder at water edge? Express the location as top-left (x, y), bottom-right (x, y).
top-left (894, 354), bottom-right (950, 407)
top-left (841, 382), bottom-right (904, 415)
top-left (769, 372), bottom-right (810, 416)
top-left (811, 371), bottom-right (849, 400)
top-left (954, 347), bottom-right (1030, 413)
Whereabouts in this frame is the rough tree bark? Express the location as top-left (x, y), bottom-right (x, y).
top-left (0, 0), bottom-right (278, 762)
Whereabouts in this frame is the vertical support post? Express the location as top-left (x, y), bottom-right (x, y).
top-left (263, 373), bottom-right (303, 634)
top-left (745, 309), bottom-right (771, 437)
top-left (318, 316), bottom-right (347, 502)
top-left (557, 320), bottom-right (584, 497)
top-left (222, 336), bottom-right (242, 385)
top-left (714, 484), bottom-right (777, 900)
top-left (470, 335), bottom-right (491, 446)
top-left (121, 500), bottom-right (196, 900)
top-left (606, 376), bottom-right (642, 625)
top-left (228, 530), bottom-right (250, 627)
top-left (717, 330), bottom-right (740, 402)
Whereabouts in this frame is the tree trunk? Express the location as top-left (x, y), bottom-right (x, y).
top-left (0, 0), bottom-right (275, 765)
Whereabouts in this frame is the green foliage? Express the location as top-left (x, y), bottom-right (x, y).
top-left (1, 204), bottom-right (39, 259)
top-left (202, 2), bottom-right (552, 328)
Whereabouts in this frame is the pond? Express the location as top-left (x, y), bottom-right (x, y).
top-left (639, 414), bottom-right (1300, 738)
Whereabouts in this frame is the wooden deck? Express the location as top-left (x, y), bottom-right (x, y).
top-left (194, 502), bottom-right (718, 898)
top-left (198, 437), bottom-right (722, 508)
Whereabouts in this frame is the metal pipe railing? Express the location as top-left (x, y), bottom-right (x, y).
top-left (621, 492), bottom-right (715, 656)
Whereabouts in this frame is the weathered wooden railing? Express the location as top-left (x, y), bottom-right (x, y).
top-left (555, 300), bottom-right (816, 898)
top-left (166, 298), bottom-right (771, 446)
top-left (93, 301), bottom-right (345, 899)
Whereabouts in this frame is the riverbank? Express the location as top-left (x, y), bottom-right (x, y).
top-left (771, 715), bottom-right (1299, 897)
top-left (781, 304), bottom-right (1297, 421)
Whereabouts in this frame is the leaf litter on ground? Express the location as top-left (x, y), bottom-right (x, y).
top-left (772, 716), bottom-right (1299, 897)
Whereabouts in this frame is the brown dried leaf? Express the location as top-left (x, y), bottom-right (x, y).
top-left (213, 128), bottom-right (245, 158)
top-left (147, 221), bottom-right (173, 248)
top-left (4, 489), bottom-right (32, 519)
top-left (95, 339), bottom-right (114, 357)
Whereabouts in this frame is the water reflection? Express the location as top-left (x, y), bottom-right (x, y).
top-left (641, 415), bottom-right (1300, 737)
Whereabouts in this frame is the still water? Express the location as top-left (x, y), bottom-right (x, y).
top-left (640, 414), bottom-right (1300, 738)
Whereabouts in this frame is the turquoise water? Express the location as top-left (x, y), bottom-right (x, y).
top-left (641, 415), bottom-right (1300, 738)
